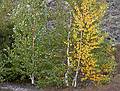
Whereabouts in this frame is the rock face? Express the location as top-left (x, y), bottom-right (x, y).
top-left (102, 0), bottom-right (120, 73)
top-left (46, 0), bottom-right (71, 30)
top-left (102, 0), bottom-right (120, 44)
top-left (46, 0), bottom-right (120, 43)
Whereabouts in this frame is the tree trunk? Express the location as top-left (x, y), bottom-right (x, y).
top-left (65, 10), bottom-right (72, 86)
top-left (65, 31), bottom-right (70, 86)
top-left (72, 31), bottom-right (83, 87)
top-left (30, 74), bottom-right (35, 85)
top-left (72, 67), bottom-right (79, 87)
top-left (31, 13), bottom-right (35, 85)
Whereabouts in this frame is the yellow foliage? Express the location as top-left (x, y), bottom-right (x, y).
top-left (71, 0), bottom-right (108, 84)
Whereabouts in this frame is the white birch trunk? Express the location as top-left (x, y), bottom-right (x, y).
top-left (72, 68), bottom-right (79, 87)
top-left (72, 31), bottom-right (83, 87)
top-left (65, 10), bottom-right (72, 86)
top-left (65, 31), bottom-right (70, 86)
top-left (30, 74), bottom-right (35, 85)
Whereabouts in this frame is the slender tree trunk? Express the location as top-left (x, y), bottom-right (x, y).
top-left (65, 31), bottom-right (70, 86)
top-left (65, 10), bottom-right (72, 86)
top-left (72, 31), bottom-right (83, 87)
top-left (72, 66), bottom-right (79, 87)
top-left (31, 17), bottom-right (36, 85)
top-left (30, 73), bottom-right (35, 85)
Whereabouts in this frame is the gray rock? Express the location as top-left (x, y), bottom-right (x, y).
top-left (102, 0), bottom-right (120, 44)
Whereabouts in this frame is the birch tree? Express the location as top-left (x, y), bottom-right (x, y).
top-left (69, 0), bottom-right (108, 87)
top-left (10, 0), bottom-right (46, 85)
